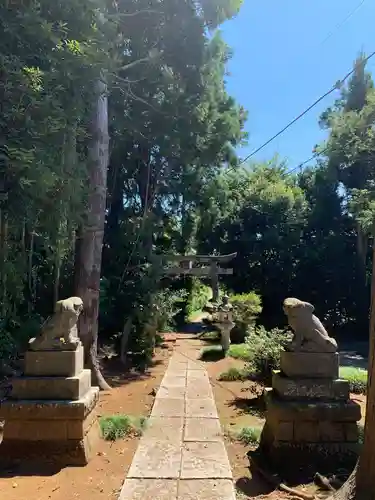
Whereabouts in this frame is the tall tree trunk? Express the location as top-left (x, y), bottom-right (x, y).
top-left (329, 232), bottom-right (375, 500)
top-left (356, 224), bottom-right (368, 285)
top-left (28, 229), bottom-right (34, 311)
top-left (120, 316), bottom-right (133, 365)
top-left (0, 208), bottom-right (7, 317)
top-left (53, 250), bottom-right (61, 305)
top-left (75, 76), bottom-right (111, 391)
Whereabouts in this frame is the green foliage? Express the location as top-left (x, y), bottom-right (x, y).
top-left (218, 366), bottom-right (248, 381)
top-left (0, 329), bottom-right (17, 362)
top-left (227, 343), bottom-right (253, 361)
top-left (128, 286), bottom-right (187, 366)
top-left (229, 292), bottom-right (262, 343)
top-left (199, 345), bottom-right (225, 361)
top-left (154, 333), bottom-right (164, 347)
top-left (99, 415), bottom-right (147, 441)
top-left (186, 279), bottom-right (212, 319)
top-left (339, 367), bottom-right (368, 394)
top-left (230, 292), bottom-right (262, 325)
top-left (196, 151), bottom-right (369, 336)
top-left (4, 0), bottom-right (375, 385)
top-left (236, 426), bottom-right (262, 446)
top-left (0, 0), bottom-right (245, 370)
top-left (0, 315), bottom-right (42, 366)
top-left (244, 326), bottom-right (290, 382)
top-left (152, 289), bottom-right (188, 333)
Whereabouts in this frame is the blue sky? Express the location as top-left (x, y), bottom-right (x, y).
top-left (221, 0), bottom-right (375, 170)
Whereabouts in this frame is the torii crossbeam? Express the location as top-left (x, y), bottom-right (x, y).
top-left (162, 252), bottom-right (236, 302)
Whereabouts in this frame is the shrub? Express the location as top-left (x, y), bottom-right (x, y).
top-left (186, 278), bottom-right (211, 319)
top-left (99, 415), bottom-right (146, 441)
top-left (151, 288), bottom-right (187, 333)
top-left (227, 343), bottom-right (252, 361)
top-left (236, 426), bottom-right (262, 445)
top-left (244, 325), bottom-right (290, 382)
top-left (339, 367), bottom-right (367, 394)
top-left (229, 292), bottom-right (262, 343)
top-left (218, 367), bottom-right (248, 381)
top-left (199, 345), bottom-right (225, 361)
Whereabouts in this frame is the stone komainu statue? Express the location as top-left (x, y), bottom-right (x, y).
top-left (283, 297), bottom-right (337, 353)
top-left (29, 297), bottom-right (84, 351)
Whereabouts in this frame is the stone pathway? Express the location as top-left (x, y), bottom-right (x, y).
top-left (118, 345), bottom-right (235, 500)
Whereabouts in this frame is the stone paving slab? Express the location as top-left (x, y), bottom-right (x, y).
top-left (180, 442), bottom-right (232, 479)
top-left (151, 397), bottom-right (185, 417)
top-left (167, 362), bottom-right (188, 372)
top-left (185, 397), bottom-right (219, 418)
top-left (178, 480), bottom-right (236, 500)
top-left (186, 382), bottom-right (213, 399)
top-left (167, 370), bottom-right (188, 378)
top-left (119, 479), bottom-right (178, 499)
top-left (127, 440), bottom-right (182, 478)
top-left (161, 375), bottom-right (186, 388)
top-left (143, 417), bottom-right (183, 443)
top-left (157, 385), bottom-right (186, 399)
top-left (184, 417), bottom-right (223, 442)
top-left (187, 360), bottom-right (205, 370)
top-left (119, 347), bottom-right (235, 499)
top-left (168, 354), bottom-right (188, 364)
top-left (187, 370), bottom-right (209, 381)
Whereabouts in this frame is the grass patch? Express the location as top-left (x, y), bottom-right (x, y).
top-left (187, 310), bottom-right (203, 322)
top-left (99, 414), bottom-right (147, 441)
top-left (236, 426), bottom-right (262, 446)
top-left (199, 345), bottom-right (225, 361)
top-left (227, 344), bottom-right (252, 361)
top-left (218, 367), bottom-right (248, 381)
top-left (339, 367), bottom-right (368, 394)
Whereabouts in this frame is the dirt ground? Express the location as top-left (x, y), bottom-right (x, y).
top-left (0, 332), bottom-right (366, 500)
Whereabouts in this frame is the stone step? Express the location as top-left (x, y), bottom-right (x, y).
top-left (24, 344), bottom-right (84, 377)
top-left (10, 369), bottom-right (91, 401)
top-left (272, 371), bottom-right (350, 400)
top-left (0, 386), bottom-right (99, 420)
top-left (280, 351), bottom-right (339, 378)
top-left (263, 388), bottom-right (362, 421)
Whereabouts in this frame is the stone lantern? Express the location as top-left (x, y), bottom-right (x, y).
top-left (216, 295), bottom-right (234, 354)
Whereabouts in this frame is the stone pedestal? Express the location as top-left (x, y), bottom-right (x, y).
top-left (0, 343), bottom-right (100, 466)
top-left (259, 351), bottom-right (362, 474)
top-left (216, 302), bottom-right (234, 354)
top-left (216, 321), bottom-right (234, 353)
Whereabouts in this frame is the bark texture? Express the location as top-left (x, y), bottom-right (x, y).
top-left (75, 77), bottom-right (111, 391)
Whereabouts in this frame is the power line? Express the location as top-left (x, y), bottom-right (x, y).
top-left (318, 0), bottom-right (367, 47)
top-left (235, 50), bottom-right (375, 168)
top-left (287, 147), bottom-right (329, 175)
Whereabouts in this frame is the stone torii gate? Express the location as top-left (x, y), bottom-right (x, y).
top-left (163, 252), bottom-right (236, 302)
